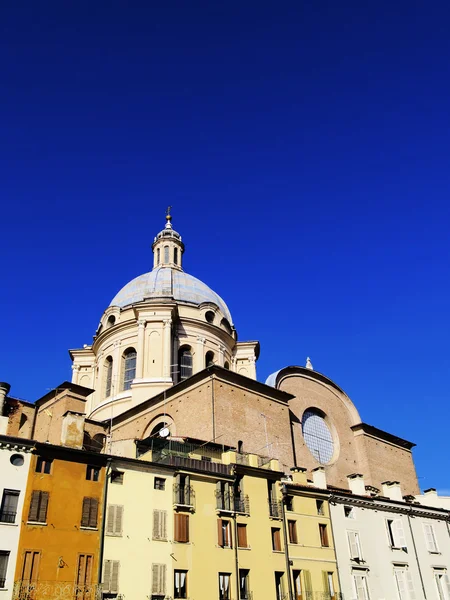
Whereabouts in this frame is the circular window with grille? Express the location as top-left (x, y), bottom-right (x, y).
top-left (301, 409), bottom-right (335, 464)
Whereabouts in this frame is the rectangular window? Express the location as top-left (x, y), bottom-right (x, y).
top-left (86, 465), bottom-right (100, 482)
top-left (218, 518), bottom-right (232, 548)
top-left (28, 490), bottom-right (49, 523)
top-left (423, 523), bottom-right (439, 553)
top-left (285, 495), bottom-right (293, 511)
top-left (174, 513), bottom-right (189, 543)
top-left (154, 477), bottom-right (166, 491)
top-left (293, 570), bottom-right (302, 600)
top-left (21, 551), bottom-right (41, 582)
top-left (275, 572), bottom-right (285, 600)
top-left (316, 499), bottom-right (325, 515)
top-left (387, 519), bottom-right (407, 549)
top-left (103, 560), bottom-right (120, 594)
top-left (76, 554), bottom-right (93, 589)
top-left (434, 569), bottom-right (450, 600)
top-left (288, 520), bottom-right (298, 544)
top-left (239, 569), bottom-right (250, 600)
top-left (106, 505), bottom-right (124, 537)
top-left (0, 552), bottom-right (10, 589)
top-left (272, 527), bottom-right (282, 551)
top-left (81, 497), bottom-right (98, 528)
top-left (153, 509), bottom-right (168, 541)
top-left (152, 563), bottom-right (167, 596)
top-left (319, 523), bottom-right (329, 547)
top-left (174, 474), bottom-right (191, 505)
top-left (174, 570), bottom-right (188, 599)
top-left (344, 506), bottom-right (355, 519)
top-left (237, 523), bottom-right (248, 548)
top-left (219, 573), bottom-right (231, 600)
top-left (394, 567), bottom-right (416, 600)
top-left (35, 457), bottom-right (52, 474)
top-left (347, 531), bottom-right (363, 560)
top-left (353, 571), bottom-right (370, 600)
top-left (0, 489), bottom-right (20, 524)
top-left (111, 470), bottom-right (124, 485)
top-left (327, 572), bottom-right (335, 600)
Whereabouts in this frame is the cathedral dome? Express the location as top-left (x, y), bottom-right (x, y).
top-left (109, 267), bottom-right (233, 324)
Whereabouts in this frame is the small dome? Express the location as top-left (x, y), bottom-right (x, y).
top-left (110, 267), bottom-right (233, 324)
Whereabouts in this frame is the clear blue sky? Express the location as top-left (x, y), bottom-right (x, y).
top-left (2, 1), bottom-right (449, 493)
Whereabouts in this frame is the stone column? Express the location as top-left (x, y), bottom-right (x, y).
top-left (163, 319), bottom-right (172, 378)
top-left (196, 336), bottom-right (206, 373)
top-left (218, 345), bottom-right (225, 367)
top-left (71, 364), bottom-right (80, 384)
top-left (136, 319), bottom-right (146, 378)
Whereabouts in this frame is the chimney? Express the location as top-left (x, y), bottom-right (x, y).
top-left (423, 488), bottom-right (438, 498)
top-left (290, 467), bottom-right (308, 485)
top-left (382, 481), bottom-right (403, 502)
top-left (61, 412), bottom-right (86, 449)
top-left (347, 473), bottom-right (366, 496)
top-left (312, 467), bottom-right (327, 489)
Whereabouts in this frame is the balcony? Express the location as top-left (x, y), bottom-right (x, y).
top-left (13, 581), bottom-right (102, 600)
top-left (268, 500), bottom-right (283, 518)
top-left (154, 453), bottom-right (232, 476)
top-left (0, 510), bottom-right (17, 524)
top-left (216, 491), bottom-right (250, 515)
top-left (173, 484), bottom-right (196, 510)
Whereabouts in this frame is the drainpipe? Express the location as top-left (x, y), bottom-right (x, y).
top-left (407, 510), bottom-right (427, 599)
top-left (233, 513), bottom-right (240, 600)
top-left (327, 496), bottom-right (343, 598)
top-left (98, 458), bottom-right (112, 588)
top-left (281, 484), bottom-right (294, 600)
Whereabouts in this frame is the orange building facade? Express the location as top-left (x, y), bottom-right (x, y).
top-left (14, 444), bottom-right (107, 600)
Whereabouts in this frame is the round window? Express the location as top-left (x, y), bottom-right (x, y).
top-left (10, 454), bottom-right (24, 466)
top-left (301, 409), bottom-right (334, 464)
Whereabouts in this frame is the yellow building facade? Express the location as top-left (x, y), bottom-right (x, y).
top-left (14, 444), bottom-right (106, 599)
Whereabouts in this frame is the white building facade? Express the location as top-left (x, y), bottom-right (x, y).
top-left (330, 476), bottom-right (450, 600)
top-left (0, 438), bottom-right (33, 600)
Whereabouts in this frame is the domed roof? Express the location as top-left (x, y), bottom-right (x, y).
top-left (109, 267), bottom-right (233, 324)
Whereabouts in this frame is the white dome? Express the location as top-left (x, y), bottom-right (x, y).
top-left (110, 267), bottom-right (233, 324)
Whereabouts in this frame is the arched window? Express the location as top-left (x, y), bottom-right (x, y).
top-left (174, 247), bottom-right (178, 265)
top-left (179, 346), bottom-right (193, 381)
top-left (105, 356), bottom-right (113, 398)
top-left (164, 245), bottom-right (169, 263)
top-left (224, 361), bottom-right (230, 370)
top-left (122, 348), bottom-right (137, 391)
top-left (205, 351), bottom-right (215, 367)
top-left (107, 315), bottom-right (115, 329)
top-left (157, 248), bottom-right (160, 265)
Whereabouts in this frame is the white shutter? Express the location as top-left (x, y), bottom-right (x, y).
top-left (423, 523), bottom-right (437, 552)
top-left (348, 532), bottom-right (359, 559)
top-left (395, 569), bottom-right (407, 600)
top-left (115, 505), bottom-right (123, 536)
top-left (161, 510), bottom-right (167, 540)
top-left (152, 564), bottom-right (166, 595)
top-left (354, 575), bottom-right (368, 600)
top-left (159, 564), bottom-right (166, 595)
top-left (103, 560), bottom-right (112, 592)
top-left (153, 510), bottom-right (161, 540)
top-left (405, 569), bottom-right (416, 600)
top-left (106, 505), bottom-right (115, 536)
top-left (444, 574), bottom-right (450, 598)
top-left (394, 519), bottom-right (407, 549)
top-left (110, 561), bottom-right (119, 594)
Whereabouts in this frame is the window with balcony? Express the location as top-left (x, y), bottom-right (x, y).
top-left (174, 474), bottom-right (193, 507)
top-left (0, 490), bottom-right (19, 524)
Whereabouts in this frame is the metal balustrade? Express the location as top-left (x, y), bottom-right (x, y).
top-left (13, 581), bottom-right (102, 600)
top-left (173, 484), bottom-right (196, 509)
top-left (268, 500), bottom-right (283, 518)
top-left (0, 510), bottom-right (16, 523)
top-left (215, 491), bottom-right (250, 515)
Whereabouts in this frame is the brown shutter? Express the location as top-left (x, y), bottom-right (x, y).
top-left (89, 498), bottom-right (98, 528)
top-left (22, 551), bottom-right (40, 581)
top-left (274, 528), bottom-right (281, 551)
top-left (106, 505), bottom-right (115, 535)
top-left (184, 514), bottom-right (189, 542)
top-left (77, 555), bottom-right (86, 586)
top-left (28, 491), bottom-right (40, 522)
top-left (217, 518), bottom-right (223, 547)
top-left (38, 491), bottom-right (49, 523)
top-left (85, 555), bottom-right (93, 585)
top-left (81, 497), bottom-right (90, 527)
top-left (237, 524), bottom-right (247, 548)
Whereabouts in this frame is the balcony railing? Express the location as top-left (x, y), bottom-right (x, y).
top-left (155, 453), bottom-right (232, 475)
top-left (13, 581), bottom-right (102, 600)
top-left (0, 510), bottom-right (17, 523)
top-left (173, 484), bottom-right (196, 509)
top-left (0, 578), bottom-right (6, 588)
top-left (215, 491), bottom-right (250, 515)
top-left (268, 500), bottom-right (283, 518)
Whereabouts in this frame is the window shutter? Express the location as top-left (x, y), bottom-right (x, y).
top-left (106, 505), bottom-right (115, 536)
top-left (161, 510), bottom-right (167, 540)
top-left (38, 491), bottom-right (49, 523)
top-left (348, 532), bottom-right (359, 559)
top-left (424, 523), bottom-right (436, 552)
top-left (159, 564), bottom-right (166, 595)
top-left (89, 498), bottom-right (98, 528)
top-left (152, 564), bottom-right (166, 595)
top-left (444, 574), bottom-right (450, 597)
top-left (153, 510), bottom-right (161, 540)
top-left (405, 569), bottom-right (416, 600)
top-left (114, 505), bottom-right (123, 536)
top-left (178, 513), bottom-right (189, 543)
top-left (110, 561), bottom-right (119, 593)
top-left (303, 571), bottom-right (312, 593)
top-left (238, 524), bottom-right (247, 548)
top-left (274, 528), bottom-right (281, 551)
top-left (152, 564), bottom-right (160, 594)
top-left (81, 497), bottom-right (91, 527)
top-left (174, 513), bottom-right (180, 541)
top-left (395, 570), bottom-right (407, 600)
top-left (322, 571), bottom-right (329, 593)
top-left (185, 475), bottom-right (191, 505)
top-left (394, 519), bottom-right (407, 548)
top-left (28, 491), bottom-right (40, 522)
top-left (103, 560), bottom-right (112, 592)
top-left (218, 518), bottom-right (223, 546)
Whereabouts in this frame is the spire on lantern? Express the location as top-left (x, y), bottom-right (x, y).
top-left (152, 207), bottom-right (185, 271)
top-left (305, 357), bottom-right (313, 370)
